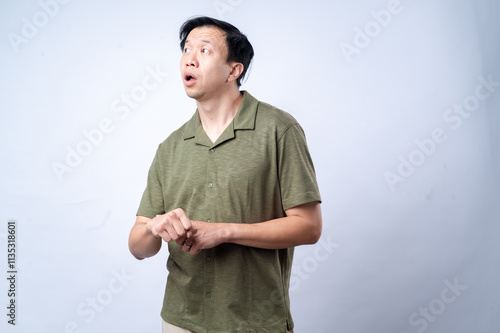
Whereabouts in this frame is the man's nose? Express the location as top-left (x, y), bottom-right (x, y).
top-left (186, 53), bottom-right (198, 67)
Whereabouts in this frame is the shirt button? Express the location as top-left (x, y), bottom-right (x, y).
top-left (210, 148), bottom-right (216, 153)
top-left (206, 219), bottom-right (211, 223)
top-left (206, 256), bottom-right (211, 262)
top-left (208, 183), bottom-right (213, 188)
top-left (206, 292), bottom-right (211, 298)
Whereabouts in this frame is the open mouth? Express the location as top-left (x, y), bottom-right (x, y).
top-left (184, 73), bottom-right (197, 85)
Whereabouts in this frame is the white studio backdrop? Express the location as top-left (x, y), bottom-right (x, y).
top-left (1, 0), bottom-right (499, 332)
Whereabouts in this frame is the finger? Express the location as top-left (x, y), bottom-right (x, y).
top-left (158, 210), bottom-right (185, 243)
top-left (173, 208), bottom-right (193, 232)
top-left (190, 247), bottom-right (201, 255)
top-left (171, 216), bottom-right (187, 240)
top-left (157, 214), bottom-right (181, 242)
top-left (182, 241), bottom-right (193, 252)
top-left (176, 237), bottom-right (186, 247)
top-left (186, 222), bottom-right (199, 239)
top-left (157, 230), bottom-right (172, 243)
top-left (188, 242), bottom-right (201, 255)
top-left (163, 220), bottom-right (181, 242)
top-left (155, 223), bottom-right (172, 242)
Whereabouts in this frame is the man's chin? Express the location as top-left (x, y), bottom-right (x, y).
top-left (184, 89), bottom-right (203, 100)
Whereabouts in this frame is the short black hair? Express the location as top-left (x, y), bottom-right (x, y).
top-left (179, 16), bottom-right (254, 87)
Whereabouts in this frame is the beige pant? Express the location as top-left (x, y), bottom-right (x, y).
top-left (162, 319), bottom-right (293, 333)
top-left (162, 319), bottom-right (194, 333)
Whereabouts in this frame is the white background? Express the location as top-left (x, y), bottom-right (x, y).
top-left (1, 0), bottom-right (499, 332)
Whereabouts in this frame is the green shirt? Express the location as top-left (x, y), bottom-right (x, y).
top-left (137, 91), bottom-right (321, 332)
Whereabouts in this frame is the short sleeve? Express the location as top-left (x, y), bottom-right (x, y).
top-left (278, 124), bottom-right (321, 211)
top-left (136, 147), bottom-right (165, 218)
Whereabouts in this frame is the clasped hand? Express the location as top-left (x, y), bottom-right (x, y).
top-left (146, 208), bottom-right (224, 254)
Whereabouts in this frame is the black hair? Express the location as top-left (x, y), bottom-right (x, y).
top-left (179, 16), bottom-right (254, 87)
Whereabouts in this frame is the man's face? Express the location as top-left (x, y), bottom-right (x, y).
top-left (180, 26), bottom-right (234, 101)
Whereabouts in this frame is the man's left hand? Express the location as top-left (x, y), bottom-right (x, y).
top-left (182, 221), bottom-right (227, 254)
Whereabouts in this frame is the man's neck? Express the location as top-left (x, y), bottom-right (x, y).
top-left (196, 88), bottom-right (243, 143)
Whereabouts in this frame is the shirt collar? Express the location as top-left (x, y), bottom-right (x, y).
top-left (182, 90), bottom-right (258, 143)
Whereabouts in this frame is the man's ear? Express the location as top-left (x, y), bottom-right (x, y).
top-left (228, 62), bottom-right (244, 83)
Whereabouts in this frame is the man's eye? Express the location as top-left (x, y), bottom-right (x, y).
top-left (184, 48), bottom-right (191, 53)
top-left (202, 48), bottom-right (209, 53)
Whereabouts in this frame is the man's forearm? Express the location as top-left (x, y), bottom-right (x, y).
top-left (220, 202), bottom-right (322, 250)
top-left (128, 220), bottom-right (162, 260)
top-left (135, 203), bottom-right (322, 255)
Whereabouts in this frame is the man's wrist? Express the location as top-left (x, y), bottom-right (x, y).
top-left (221, 223), bottom-right (235, 244)
top-left (146, 220), bottom-right (159, 238)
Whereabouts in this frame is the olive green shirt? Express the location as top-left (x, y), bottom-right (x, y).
top-left (137, 91), bottom-right (321, 332)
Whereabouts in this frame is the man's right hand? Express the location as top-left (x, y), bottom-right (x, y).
top-left (147, 208), bottom-right (195, 247)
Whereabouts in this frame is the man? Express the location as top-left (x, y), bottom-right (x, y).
top-left (128, 16), bottom-right (322, 333)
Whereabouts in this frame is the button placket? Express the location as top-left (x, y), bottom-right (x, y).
top-left (203, 145), bottom-right (217, 304)
top-left (206, 146), bottom-right (217, 198)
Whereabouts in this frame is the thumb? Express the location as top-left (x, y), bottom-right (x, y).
top-left (186, 228), bottom-right (197, 239)
top-left (186, 222), bottom-right (199, 238)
